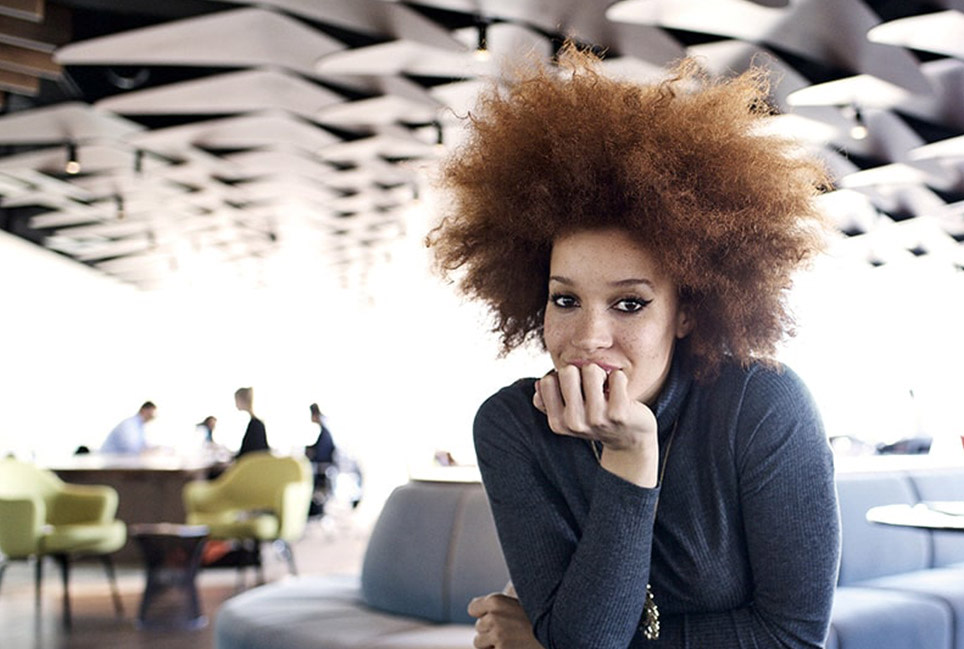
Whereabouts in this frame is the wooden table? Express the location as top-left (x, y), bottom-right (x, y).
top-left (48, 453), bottom-right (229, 562)
top-left (866, 502), bottom-right (964, 532)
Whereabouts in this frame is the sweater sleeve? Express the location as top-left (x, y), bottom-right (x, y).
top-left (658, 368), bottom-right (840, 648)
top-left (474, 384), bottom-right (661, 649)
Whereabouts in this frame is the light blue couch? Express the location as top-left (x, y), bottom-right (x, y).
top-left (829, 468), bottom-right (964, 649)
top-left (215, 480), bottom-right (509, 649)
top-left (216, 468), bottom-right (964, 649)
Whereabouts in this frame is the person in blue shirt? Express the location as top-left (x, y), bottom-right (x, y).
top-left (101, 401), bottom-right (156, 454)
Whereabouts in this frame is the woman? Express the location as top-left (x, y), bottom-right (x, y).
top-left (429, 46), bottom-right (840, 648)
top-left (234, 386), bottom-right (268, 458)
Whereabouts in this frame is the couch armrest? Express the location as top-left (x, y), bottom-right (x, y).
top-left (0, 496), bottom-right (44, 557)
top-left (52, 484), bottom-right (118, 524)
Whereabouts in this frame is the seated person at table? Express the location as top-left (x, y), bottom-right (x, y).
top-left (305, 403), bottom-right (336, 464)
top-left (101, 401), bottom-right (157, 454)
top-left (196, 415), bottom-right (217, 444)
top-left (234, 387), bottom-right (269, 459)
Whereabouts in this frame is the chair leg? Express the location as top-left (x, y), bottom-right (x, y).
top-left (52, 554), bottom-right (72, 630)
top-left (275, 540), bottom-right (297, 576)
top-left (254, 542), bottom-right (265, 585)
top-left (99, 554), bottom-right (124, 617)
top-left (34, 554), bottom-right (43, 613)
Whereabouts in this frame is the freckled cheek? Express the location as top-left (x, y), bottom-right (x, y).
top-left (542, 317), bottom-right (568, 362)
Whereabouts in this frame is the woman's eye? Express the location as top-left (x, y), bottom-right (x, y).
top-left (550, 293), bottom-right (578, 308)
top-left (613, 298), bottom-right (652, 313)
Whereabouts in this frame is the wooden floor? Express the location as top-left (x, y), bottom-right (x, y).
top-left (0, 511), bottom-right (371, 649)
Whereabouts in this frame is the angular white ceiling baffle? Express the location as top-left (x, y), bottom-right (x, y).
top-left (219, 148), bottom-right (334, 180)
top-left (0, 102), bottom-right (143, 143)
top-left (868, 10), bottom-right (964, 60)
top-left (126, 111), bottom-right (341, 158)
top-left (896, 59), bottom-right (964, 131)
top-left (224, 0), bottom-right (465, 49)
top-left (54, 8), bottom-right (346, 81)
top-left (96, 69), bottom-right (345, 119)
top-left (0, 143), bottom-right (166, 177)
top-left (320, 126), bottom-right (433, 165)
top-left (607, 0), bottom-right (933, 98)
top-left (316, 95), bottom-right (440, 129)
top-left (911, 135), bottom-right (964, 162)
top-left (315, 22), bottom-right (551, 78)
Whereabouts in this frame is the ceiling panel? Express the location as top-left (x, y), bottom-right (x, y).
top-left (0, 0), bottom-right (959, 288)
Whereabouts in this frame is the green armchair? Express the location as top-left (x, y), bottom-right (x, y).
top-left (0, 457), bottom-right (126, 628)
top-left (183, 451), bottom-right (312, 581)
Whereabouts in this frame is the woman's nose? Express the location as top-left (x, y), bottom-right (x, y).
top-left (570, 309), bottom-right (611, 350)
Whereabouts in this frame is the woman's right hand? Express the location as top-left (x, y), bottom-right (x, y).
top-left (533, 364), bottom-right (659, 487)
top-left (468, 592), bottom-right (543, 649)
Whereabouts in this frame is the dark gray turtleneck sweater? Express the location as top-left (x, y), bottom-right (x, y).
top-left (474, 355), bottom-right (840, 649)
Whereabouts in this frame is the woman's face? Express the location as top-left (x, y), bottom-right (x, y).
top-left (543, 228), bottom-right (691, 405)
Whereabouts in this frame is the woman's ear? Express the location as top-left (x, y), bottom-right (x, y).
top-left (675, 305), bottom-right (694, 339)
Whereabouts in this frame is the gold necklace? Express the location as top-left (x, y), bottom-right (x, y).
top-left (588, 419), bottom-right (679, 641)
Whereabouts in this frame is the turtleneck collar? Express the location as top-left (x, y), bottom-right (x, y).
top-left (652, 348), bottom-right (693, 441)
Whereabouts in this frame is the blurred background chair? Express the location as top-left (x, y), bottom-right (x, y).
top-left (0, 456), bottom-right (126, 629)
top-left (182, 452), bottom-right (312, 584)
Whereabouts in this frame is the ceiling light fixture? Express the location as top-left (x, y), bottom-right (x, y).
top-left (434, 120), bottom-right (445, 152)
top-left (65, 141), bottom-right (80, 175)
top-left (474, 16), bottom-right (491, 62)
top-left (848, 104), bottom-right (868, 141)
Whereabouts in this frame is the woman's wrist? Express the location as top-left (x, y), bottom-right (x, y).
top-left (600, 442), bottom-right (658, 487)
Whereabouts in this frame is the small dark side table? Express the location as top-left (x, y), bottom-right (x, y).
top-left (130, 523), bottom-right (210, 630)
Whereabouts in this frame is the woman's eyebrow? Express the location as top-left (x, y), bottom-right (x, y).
top-left (548, 276), bottom-right (655, 288)
top-left (611, 278), bottom-right (655, 289)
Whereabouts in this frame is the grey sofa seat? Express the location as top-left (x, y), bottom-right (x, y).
top-left (832, 470), bottom-right (964, 649)
top-left (830, 586), bottom-right (952, 649)
top-left (218, 468), bottom-right (964, 649)
top-left (215, 480), bottom-right (509, 649)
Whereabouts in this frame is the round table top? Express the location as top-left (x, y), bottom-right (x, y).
top-left (865, 502), bottom-right (964, 532)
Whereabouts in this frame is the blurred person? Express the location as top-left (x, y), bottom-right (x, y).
top-left (305, 403), bottom-right (336, 464)
top-left (101, 401), bottom-right (157, 454)
top-left (234, 387), bottom-right (268, 458)
top-left (196, 415), bottom-right (217, 443)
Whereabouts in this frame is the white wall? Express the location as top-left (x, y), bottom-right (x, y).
top-left (0, 206), bottom-right (547, 515)
top-left (3, 207), bottom-right (963, 513)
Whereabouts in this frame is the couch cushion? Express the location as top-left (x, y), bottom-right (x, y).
top-left (835, 472), bottom-right (930, 585)
top-left (859, 566), bottom-right (964, 649)
top-left (907, 469), bottom-right (964, 568)
top-left (831, 586), bottom-right (952, 649)
top-left (361, 481), bottom-right (508, 624)
top-left (216, 575), bottom-right (461, 649)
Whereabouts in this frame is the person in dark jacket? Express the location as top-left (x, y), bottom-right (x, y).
top-left (234, 387), bottom-right (268, 458)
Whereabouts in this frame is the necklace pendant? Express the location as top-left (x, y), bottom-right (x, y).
top-left (640, 583), bottom-right (660, 640)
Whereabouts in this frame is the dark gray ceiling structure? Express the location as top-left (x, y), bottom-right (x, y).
top-left (0, 0), bottom-right (962, 288)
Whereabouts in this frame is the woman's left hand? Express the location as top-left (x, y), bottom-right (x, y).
top-left (468, 593), bottom-right (543, 649)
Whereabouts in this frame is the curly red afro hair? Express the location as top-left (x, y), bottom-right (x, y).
top-left (428, 44), bottom-right (830, 379)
